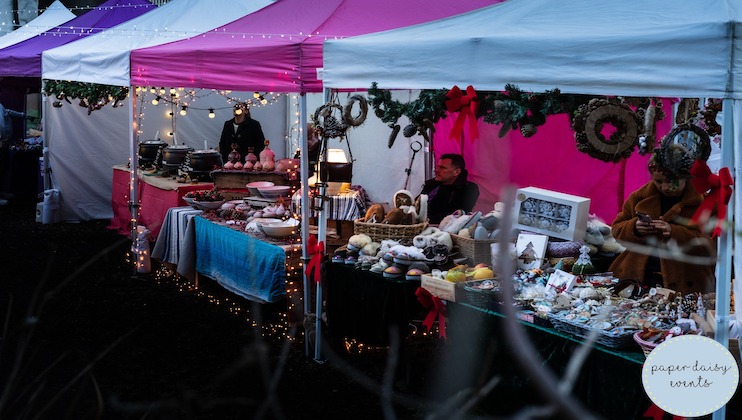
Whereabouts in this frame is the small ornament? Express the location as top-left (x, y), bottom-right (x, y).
top-left (403, 124), bottom-right (417, 138)
top-left (227, 143), bottom-right (241, 164)
top-left (245, 147), bottom-right (257, 165)
top-left (520, 123), bottom-right (537, 137)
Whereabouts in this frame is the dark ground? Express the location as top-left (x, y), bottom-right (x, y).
top-left (0, 196), bottom-right (448, 420)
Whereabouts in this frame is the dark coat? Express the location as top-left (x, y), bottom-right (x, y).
top-left (219, 117), bottom-right (265, 163)
top-left (609, 180), bottom-right (716, 294)
top-left (420, 169), bottom-right (479, 224)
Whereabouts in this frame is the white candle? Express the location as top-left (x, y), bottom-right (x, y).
top-left (154, 130), bottom-right (159, 141)
top-left (204, 140), bottom-right (208, 150)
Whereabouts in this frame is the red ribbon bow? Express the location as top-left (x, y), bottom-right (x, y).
top-left (445, 85), bottom-right (479, 141)
top-left (305, 234), bottom-right (325, 283)
top-left (643, 402), bottom-right (685, 420)
top-left (415, 287), bottom-right (447, 339)
top-left (689, 160), bottom-right (733, 238)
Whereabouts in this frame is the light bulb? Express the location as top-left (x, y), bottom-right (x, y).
top-left (169, 88), bottom-right (176, 94)
top-left (208, 108), bottom-right (215, 119)
top-left (234, 108), bottom-right (243, 115)
top-left (151, 96), bottom-right (160, 105)
top-left (159, 87), bottom-right (165, 94)
top-left (253, 92), bottom-right (260, 98)
top-left (180, 106), bottom-right (187, 116)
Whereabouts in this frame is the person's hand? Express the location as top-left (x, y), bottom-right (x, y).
top-left (635, 218), bottom-right (656, 236)
top-left (651, 217), bottom-right (672, 239)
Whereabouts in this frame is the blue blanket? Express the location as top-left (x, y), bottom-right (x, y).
top-left (195, 216), bottom-right (286, 303)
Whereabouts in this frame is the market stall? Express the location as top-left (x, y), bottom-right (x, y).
top-left (109, 165), bottom-right (212, 238)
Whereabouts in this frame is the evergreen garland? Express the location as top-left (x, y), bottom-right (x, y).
top-left (44, 80), bottom-right (129, 114)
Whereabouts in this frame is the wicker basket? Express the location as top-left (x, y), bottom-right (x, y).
top-left (451, 234), bottom-right (497, 265)
top-left (353, 219), bottom-right (428, 242)
top-left (547, 313), bottom-right (637, 349)
top-left (462, 279), bottom-right (501, 307)
top-left (633, 331), bottom-right (659, 357)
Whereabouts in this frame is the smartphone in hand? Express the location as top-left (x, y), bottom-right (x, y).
top-left (636, 212), bottom-right (653, 224)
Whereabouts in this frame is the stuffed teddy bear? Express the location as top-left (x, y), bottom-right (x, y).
top-left (583, 214), bottom-right (625, 255)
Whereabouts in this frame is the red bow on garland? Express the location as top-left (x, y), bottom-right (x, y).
top-left (305, 234), bottom-right (325, 283)
top-left (689, 160), bottom-right (733, 238)
top-left (415, 287), bottom-right (447, 339)
top-left (445, 85), bottom-right (479, 141)
top-left (643, 402), bottom-right (685, 420)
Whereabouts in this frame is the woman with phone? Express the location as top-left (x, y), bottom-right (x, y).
top-left (609, 145), bottom-right (716, 295)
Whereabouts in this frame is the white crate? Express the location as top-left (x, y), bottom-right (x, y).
top-left (514, 187), bottom-right (590, 241)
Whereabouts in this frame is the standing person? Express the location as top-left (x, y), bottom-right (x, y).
top-left (218, 103), bottom-right (265, 164)
top-left (0, 87), bottom-right (26, 206)
top-left (609, 146), bottom-right (716, 295)
top-left (420, 153), bottom-right (479, 224)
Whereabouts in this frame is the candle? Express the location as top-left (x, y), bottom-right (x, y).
top-left (154, 130), bottom-right (159, 141)
top-left (204, 140), bottom-right (208, 150)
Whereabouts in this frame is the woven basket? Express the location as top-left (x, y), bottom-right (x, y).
top-left (353, 219), bottom-right (427, 242)
top-left (451, 234), bottom-right (497, 265)
top-left (633, 332), bottom-right (659, 357)
top-left (547, 313), bottom-right (637, 349)
top-left (462, 279), bottom-right (500, 307)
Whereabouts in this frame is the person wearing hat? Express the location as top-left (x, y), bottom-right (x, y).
top-left (609, 145), bottom-right (716, 295)
top-left (218, 103), bottom-right (265, 164)
top-left (419, 153), bottom-right (479, 224)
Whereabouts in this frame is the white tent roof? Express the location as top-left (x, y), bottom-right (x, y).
top-left (323, 0), bottom-right (742, 99)
top-left (41, 0), bottom-right (274, 86)
top-left (0, 0), bottom-right (74, 50)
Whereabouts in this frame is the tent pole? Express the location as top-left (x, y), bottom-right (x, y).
top-left (314, 88), bottom-right (332, 362)
top-left (712, 98), bottom-right (735, 420)
top-left (128, 85), bottom-right (140, 271)
top-left (299, 93), bottom-right (312, 358)
top-left (41, 79), bottom-right (50, 191)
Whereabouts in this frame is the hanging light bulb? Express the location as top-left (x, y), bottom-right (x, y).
top-left (151, 96), bottom-right (160, 105)
top-left (149, 87), bottom-right (156, 93)
top-left (159, 87), bottom-right (166, 94)
top-left (180, 106), bottom-right (187, 116)
top-left (234, 107), bottom-right (243, 116)
top-left (208, 108), bottom-right (215, 119)
top-left (169, 87), bottom-right (176, 94)
top-left (253, 92), bottom-right (260, 98)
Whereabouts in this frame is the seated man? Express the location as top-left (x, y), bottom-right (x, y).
top-left (420, 153), bottom-right (479, 224)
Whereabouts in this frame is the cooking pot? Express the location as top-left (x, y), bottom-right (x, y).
top-left (162, 145), bottom-right (193, 170)
top-left (138, 139), bottom-right (167, 166)
top-left (189, 149), bottom-right (223, 172)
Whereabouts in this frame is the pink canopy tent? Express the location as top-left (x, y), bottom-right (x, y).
top-left (129, 0), bottom-right (501, 92)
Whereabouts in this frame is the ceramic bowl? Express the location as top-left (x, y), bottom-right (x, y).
top-left (256, 185), bottom-right (291, 199)
top-left (182, 196), bottom-right (195, 206)
top-left (246, 181), bottom-right (275, 196)
top-left (192, 199), bottom-right (225, 210)
top-left (257, 219), bottom-right (299, 237)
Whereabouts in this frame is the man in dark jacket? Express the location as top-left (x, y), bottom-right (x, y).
top-left (218, 103), bottom-right (265, 163)
top-left (420, 153), bottom-right (479, 224)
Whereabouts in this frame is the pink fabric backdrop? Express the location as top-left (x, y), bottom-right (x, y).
top-left (433, 103), bottom-right (675, 224)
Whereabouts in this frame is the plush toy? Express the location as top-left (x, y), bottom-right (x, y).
top-left (382, 208), bottom-right (405, 224)
top-left (361, 241), bottom-right (380, 256)
top-left (583, 214), bottom-right (625, 255)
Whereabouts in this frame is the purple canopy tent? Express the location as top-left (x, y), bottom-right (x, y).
top-left (130, 0), bottom-right (501, 359)
top-left (0, 0), bottom-right (155, 77)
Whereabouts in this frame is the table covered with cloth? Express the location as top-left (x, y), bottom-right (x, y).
top-left (291, 185), bottom-right (370, 222)
top-left (109, 165), bottom-right (213, 238)
top-left (194, 216), bottom-right (289, 303)
top-left (151, 206), bottom-right (202, 281)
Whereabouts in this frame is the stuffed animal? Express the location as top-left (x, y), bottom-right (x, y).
top-left (382, 208), bottom-right (405, 224)
top-left (348, 234), bottom-right (372, 252)
top-left (583, 214), bottom-right (625, 255)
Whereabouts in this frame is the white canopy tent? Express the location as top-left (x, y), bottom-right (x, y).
top-left (0, 0), bottom-right (73, 50)
top-left (39, 0), bottom-right (275, 221)
top-left (324, 0), bottom-right (740, 416)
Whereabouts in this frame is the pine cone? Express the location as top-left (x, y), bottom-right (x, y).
top-left (388, 125), bottom-right (401, 148)
top-left (520, 123), bottom-right (537, 137)
top-left (403, 124), bottom-right (417, 138)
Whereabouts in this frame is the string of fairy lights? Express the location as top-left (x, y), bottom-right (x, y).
top-left (134, 87), bottom-right (283, 141)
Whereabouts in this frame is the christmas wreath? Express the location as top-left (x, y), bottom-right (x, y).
top-left (572, 98), bottom-right (643, 162)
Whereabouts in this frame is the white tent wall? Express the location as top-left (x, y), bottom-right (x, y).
top-left (46, 91), bottom-right (287, 222)
top-left (306, 90), bottom-right (425, 205)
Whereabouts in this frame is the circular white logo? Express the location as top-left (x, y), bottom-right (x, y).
top-left (642, 335), bottom-right (739, 416)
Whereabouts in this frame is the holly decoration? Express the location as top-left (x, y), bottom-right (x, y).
top-left (44, 80), bottom-right (129, 115)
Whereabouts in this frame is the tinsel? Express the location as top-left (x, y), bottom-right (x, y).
top-left (44, 80), bottom-right (129, 115)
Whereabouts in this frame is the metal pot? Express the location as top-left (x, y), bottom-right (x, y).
top-left (189, 149), bottom-right (223, 172)
top-left (162, 145), bottom-right (193, 170)
top-left (138, 139), bottom-right (167, 166)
